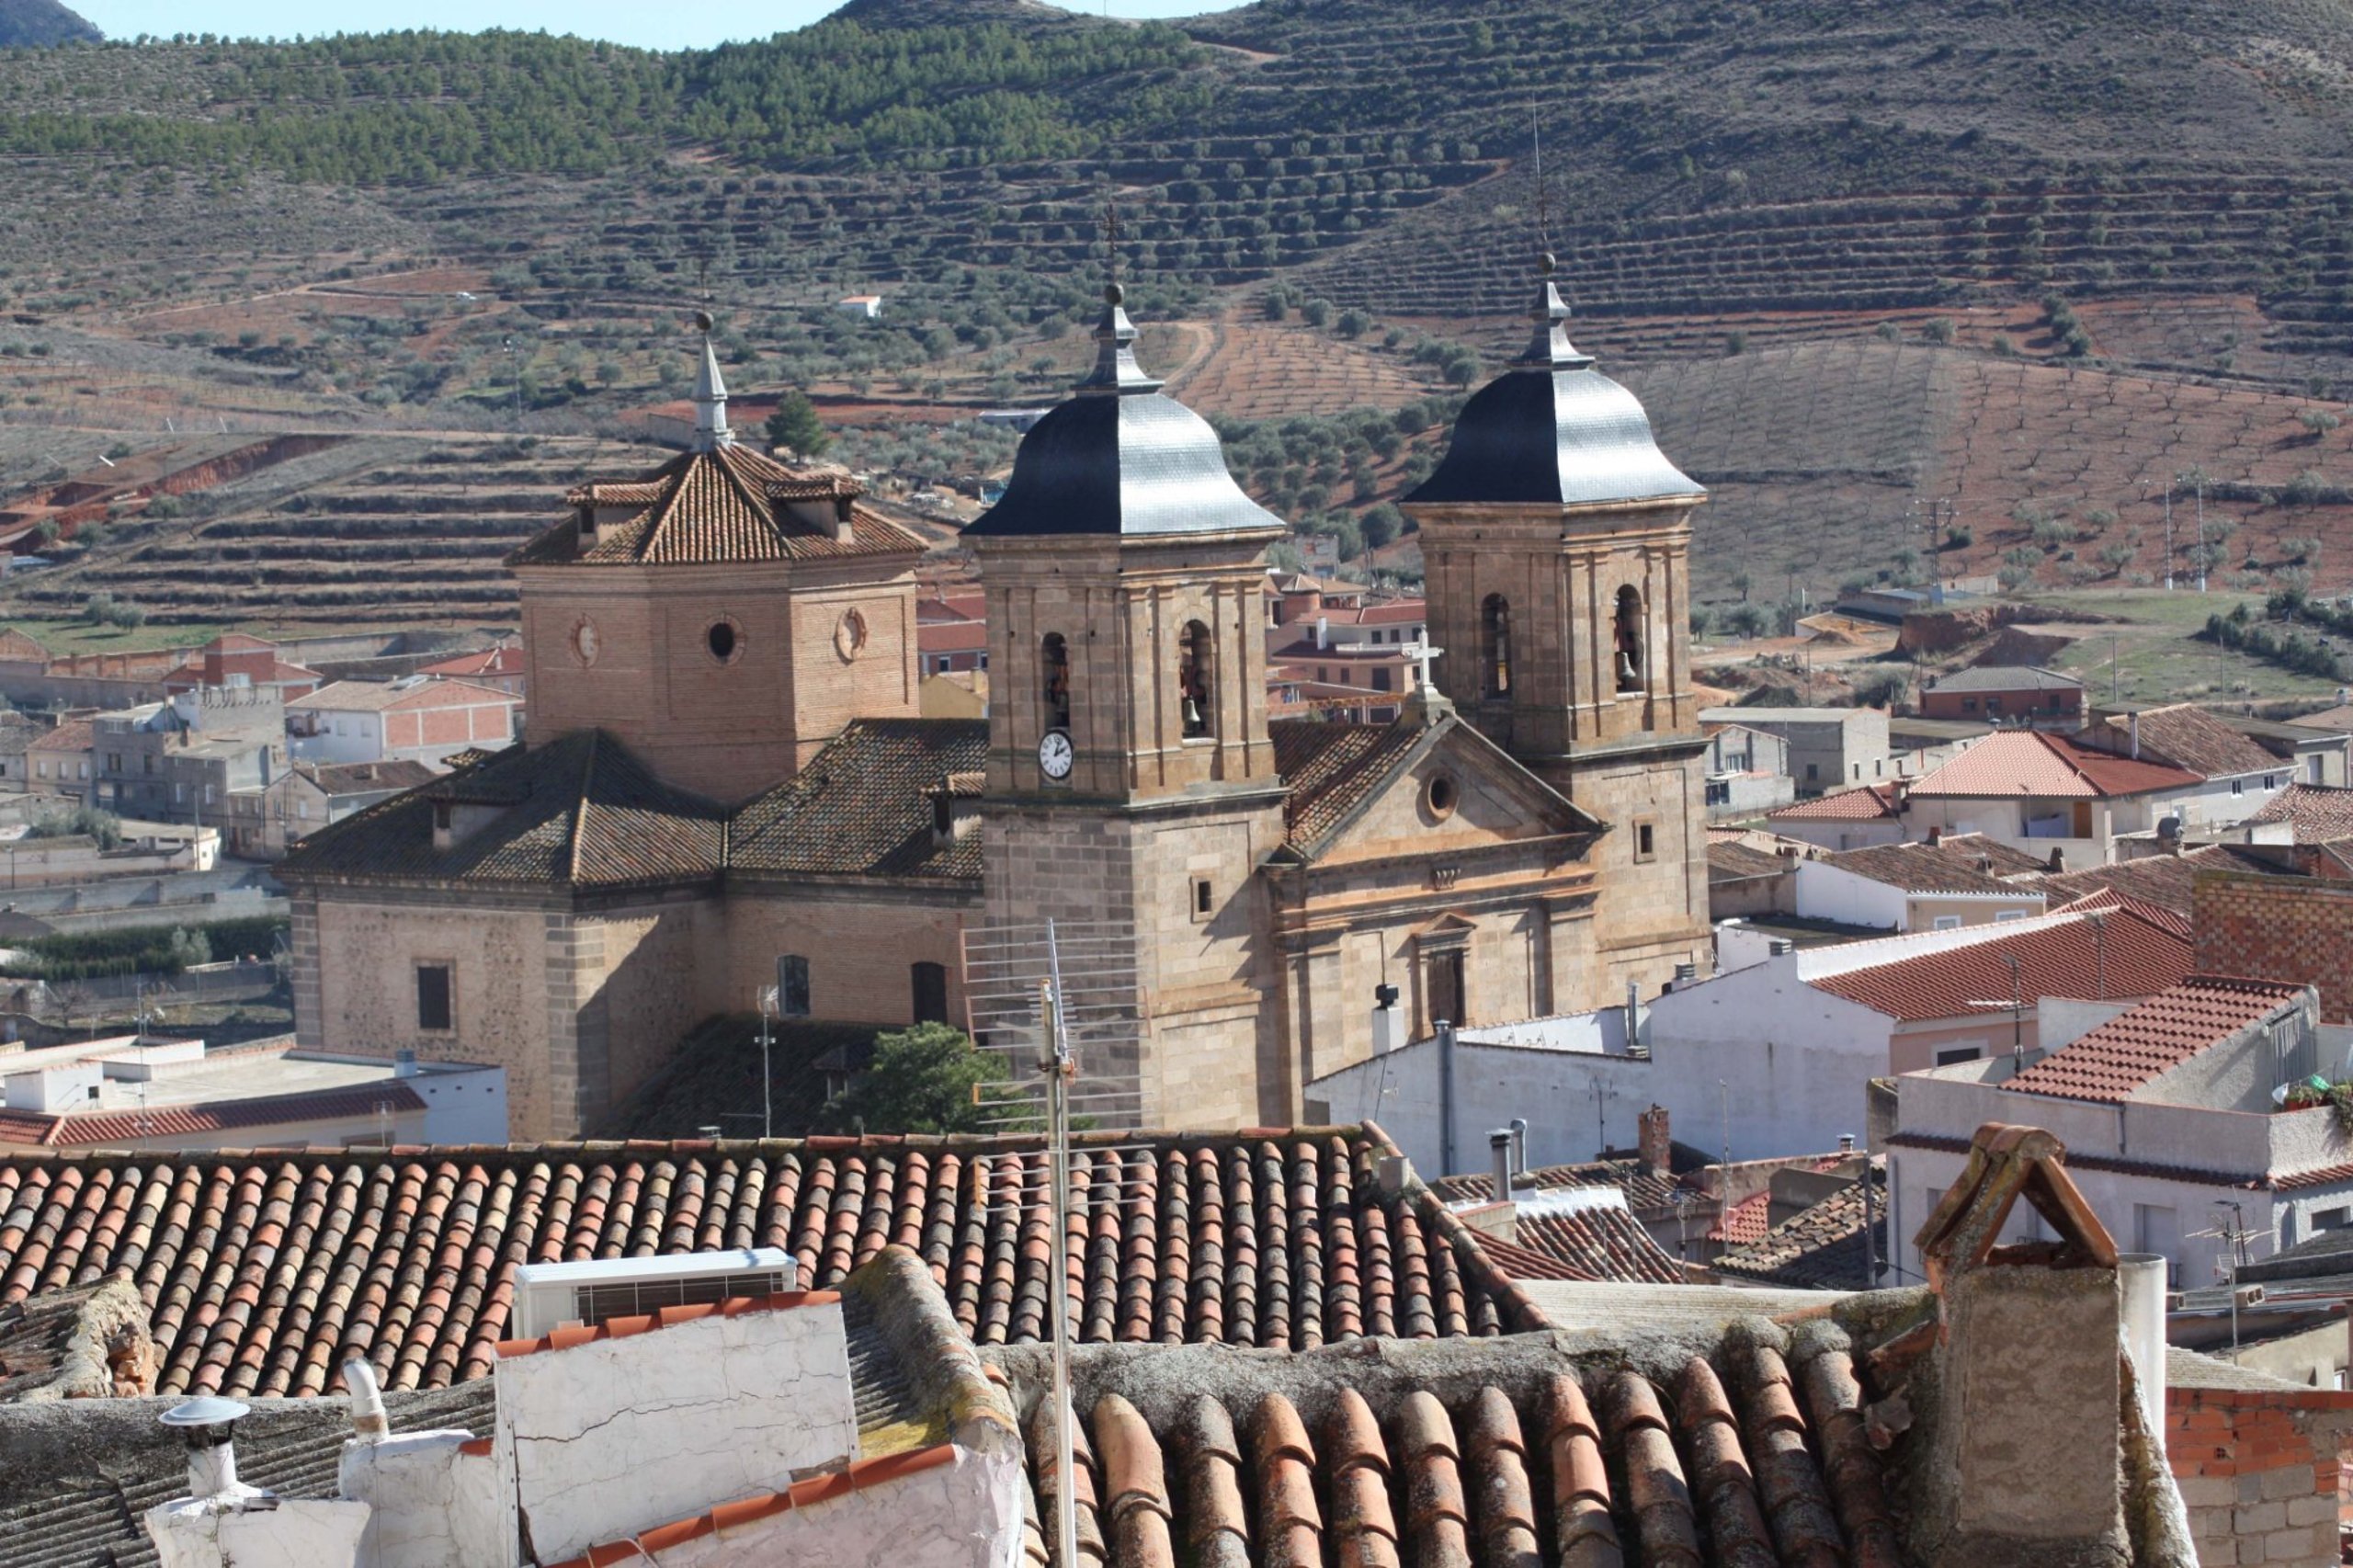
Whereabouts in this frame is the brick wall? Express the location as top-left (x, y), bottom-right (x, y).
top-left (2194, 874), bottom-right (2353, 1023)
top-left (2168, 1384), bottom-right (2353, 1568)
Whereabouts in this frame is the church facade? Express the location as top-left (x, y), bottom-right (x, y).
top-left (279, 274), bottom-right (1711, 1140)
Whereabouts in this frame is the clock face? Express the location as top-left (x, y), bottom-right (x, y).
top-left (1037, 730), bottom-right (1074, 780)
top-left (571, 619), bottom-right (600, 666)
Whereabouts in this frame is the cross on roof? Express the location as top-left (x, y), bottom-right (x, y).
top-left (1402, 638), bottom-right (1444, 694)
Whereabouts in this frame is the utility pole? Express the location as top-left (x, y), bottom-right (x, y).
top-left (2196, 474), bottom-right (2208, 593)
top-left (2164, 481), bottom-right (2175, 591)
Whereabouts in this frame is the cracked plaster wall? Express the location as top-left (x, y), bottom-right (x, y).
top-left (146, 1496), bottom-right (371, 1568)
top-left (492, 1300), bottom-right (859, 1566)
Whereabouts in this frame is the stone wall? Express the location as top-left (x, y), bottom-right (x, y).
top-left (2168, 1383), bottom-right (2353, 1568)
top-left (721, 881), bottom-right (977, 1028)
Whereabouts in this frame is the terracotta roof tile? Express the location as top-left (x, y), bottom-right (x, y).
top-left (0, 1081), bottom-right (427, 1149)
top-left (280, 729), bottom-right (724, 892)
top-left (2004, 974), bottom-right (2313, 1103)
top-left (1906, 729), bottom-right (2200, 799)
top-left (1767, 784), bottom-right (1899, 822)
top-left (2077, 705), bottom-right (2282, 778)
top-left (729, 719), bottom-right (985, 881)
top-left (1708, 841), bottom-right (1790, 880)
top-left (2022, 843), bottom-right (2303, 916)
top-left (1506, 1199), bottom-right (1685, 1285)
top-left (518, 446), bottom-right (922, 568)
top-left (1270, 720), bottom-right (1426, 852)
top-left (2248, 783), bottom-right (2353, 843)
top-left (0, 1125), bottom-right (1542, 1400)
top-left (1712, 1168), bottom-right (1887, 1292)
top-left (1816, 841), bottom-right (2023, 895)
top-left (1807, 908), bottom-right (2193, 1022)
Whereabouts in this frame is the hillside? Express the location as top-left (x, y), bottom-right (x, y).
top-left (0, 0), bottom-right (2349, 630)
top-left (0, 0), bottom-right (97, 47)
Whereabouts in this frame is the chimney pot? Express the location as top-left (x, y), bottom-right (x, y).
top-left (1637, 1105), bottom-right (1672, 1178)
top-left (1927, 825), bottom-right (1943, 846)
top-left (344, 1359), bottom-right (387, 1441)
top-left (1488, 1131), bottom-right (1514, 1198)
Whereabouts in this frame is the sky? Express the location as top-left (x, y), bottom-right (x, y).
top-left (71, 0), bottom-right (1219, 51)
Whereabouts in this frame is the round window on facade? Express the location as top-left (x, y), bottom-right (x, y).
top-left (1423, 773), bottom-right (1459, 820)
top-left (706, 618), bottom-right (741, 665)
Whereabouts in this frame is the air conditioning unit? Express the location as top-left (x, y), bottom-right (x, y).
top-left (509, 1247), bottom-right (799, 1342)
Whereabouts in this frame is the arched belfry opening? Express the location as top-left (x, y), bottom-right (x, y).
top-left (1613, 586), bottom-right (1645, 693)
top-left (1480, 595), bottom-right (1512, 699)
top-left (1178, 620), bottom-right (1214, 739)
top-left (1041, 633), bottom-right (1073, 732)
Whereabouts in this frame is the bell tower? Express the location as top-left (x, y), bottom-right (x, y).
top-left (1402, 255), bottom-right (1711, 1004)
top-left (965, 283), bottom-right (1290, 1127)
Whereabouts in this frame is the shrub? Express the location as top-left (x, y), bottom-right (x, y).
top-left (1943, 526), bottom-right (1972, 551)
top-left (2284, 536), bottom-right (2323, 564)
top-left (1922, 318), bottom-right (1956, 345)
top-left (2300, 409), bottom-right (2341, 440)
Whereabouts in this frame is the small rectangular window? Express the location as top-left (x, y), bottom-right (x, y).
top-left (1191, 876), bottom-right (1214, 922)
top-left (1932, 915), bottom-right (1963, 931)
top-left (415, 964), bottom-right (453, 1032)
top-left (778, 954), bottom-right (811, 1017)
top-left (1804, 763), bottom-right (1819, 781)
top-left (1934, 1049), bottom-right (1980, 1066)
top-left (2232, 778), bottom-right (2245, 797)
top-left (1634, 822), bottom-right (1657, 862)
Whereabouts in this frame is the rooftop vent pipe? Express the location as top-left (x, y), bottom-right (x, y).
top-left (159, 1396), bottom-right (253, 1504)
top-left (1488, 1131), bottom-right (1515, 1199)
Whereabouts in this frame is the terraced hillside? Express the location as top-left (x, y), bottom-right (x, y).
top-left (8, 435), bottom-right (663, 625)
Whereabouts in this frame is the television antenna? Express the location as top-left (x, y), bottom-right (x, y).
top-left (959, 918), bottom-right (1144, 1568)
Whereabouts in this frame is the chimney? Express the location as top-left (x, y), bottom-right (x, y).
top-left (1927, 825), bottom-right (1943, 846)
top-left (1637, 1105), bottom-right (1672, 1178)
top-left (144, 1397), bottom-right (371, 1567)
top-left (1908, 1124), bottom-right (2131, 1566)
top-left (2046, 846), bottom-right (2065, 872)
top-left (1508, 1117), bottom-right (1529, 1178)
top-left (1838, 1132), bottom-right (1856, 1153)
top-left (1315, 615), bottom-right (1329, 651)
top-left (1488, 1130), bottom-right (1515, 1198)
top-left (2128, 711), bottom-right (2140, 759)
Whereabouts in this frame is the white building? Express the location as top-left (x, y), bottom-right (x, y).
top-left (1792, 836), bottom-right (2047, 932)
top-left (1702, 722), bottom-right (1796, 819)
top-left (0, 1034), bottom-right (505, 1151)
top-left (286, 677), bottom-right (520, 767)
top-left (1311, 901), bottom-right (2192, 1172)
top-left (1886, 976), bottom-right (2353, 1293)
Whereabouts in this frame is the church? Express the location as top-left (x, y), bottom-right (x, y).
top-left (279, 261), bottom-right (1711, 1140)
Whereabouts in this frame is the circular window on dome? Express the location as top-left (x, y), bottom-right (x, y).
top-left (705, 618), bottom-right (742, 665)
top-left (1423, 773), bottom-right (1460, 821)
top-left (835, 608), bottom-right (869, 663)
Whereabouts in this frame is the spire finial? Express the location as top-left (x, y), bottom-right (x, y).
top-left (1516, 253), bottom-right (1592, 371)
top-left (1076, 193), bottom-right (1159, 395)
top-left (689, 309), bottom-right (733, 450)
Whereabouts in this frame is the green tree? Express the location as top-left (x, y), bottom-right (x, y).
top-left (826, 1022), bottom-right (1017, 1134)
top-left (765, 391), bottom-right (830, 459)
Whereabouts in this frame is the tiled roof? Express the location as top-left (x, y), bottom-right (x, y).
top-left (2292, 703), bottom-right (2353, 734)
top-left (1270, 719), bottom-right (1427, 851)
top-left (288, 676), bottom-right (514, 713)
top-left (279, 729), bottom-right (725, 892)
top-left (2024, 843), bottom-right (2302, 916)
top-left (1009, 1324), bottom-right (1903, 1568)
top-left (0, 1080), bottom-right (427, 1148)
top-left (516, 445), bottom-right (924, 567)
top-left (1431, 1154), bottom-right (1699, 1216)
top-left (2078, 705), bottom-right (2283, 778)
top-left (26, 719), bottom-right (89, 754)
top-left (1927, 665), bottom-right (2083, 693)
top-left (2050, 887), bottom-right (2196, 941)
top-left (1712, 1169), bottom-right (1886, 1292)
top-left (2248, 783), bottom-right (2353, 843)
top-left (1707, 840), bottom-right (1790, 880)
top-left (1507, 1196), bottom-right (1684, 1285)
top-left (1817, 840), bottom-right (2022, 895)
top-left (1767, 783), bottom-right (1899, 821)
top-left (1906, 729), bottom-right (2201, 798)
top-left (2003, 975), bottom-right (2312, 1103)
top-left (308, 758), bottom-right (439, 795)
top-left (1931, 832), bottom-right (2054, 876)
top-left (417, 642), bottom-right (524, 679)
top-left (731, 719), bottom-right (986, 881)
top-left (1808, 907), bottom-right (2193, 1022)
top-left (0, 1124), bottom-right (1545, 1399)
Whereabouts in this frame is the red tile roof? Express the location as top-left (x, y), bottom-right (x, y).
top-left (0, 1081), bottom-right (426, 1148)
top-left (2051, 886), bottom-right (2195, 941)
top-left (1906, 729), bottom-right (2200, 798)
top-left (2003, 975), bottom-right (2313, 1103)
top-left (0, 1124), bottom-right (1544, 1398)
top-left (2076, 705), bottom-right (2282, 778)
top-left (1501, 1198), bottom-right (1684, 1284)
top-left (417, 643), bottom-right (525, 680)
top-left (1711, 1166), bottom-right (1887, 1290)
top-left (2249, 784), bottom-right (2353, 843)
top-left (1768, 783), bottom-right (1899, 821)
top-left (1817, 840), bottom-right (2027, 895)
top-left (1808, 909), bottom-right (2194, 1023)
top-left (2024, 843), bottom-right (2303, 916)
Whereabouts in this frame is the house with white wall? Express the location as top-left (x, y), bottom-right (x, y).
top-left (1900, 728), bottom-right (2207, 866)
top-left (1307, 901), bottom-right (2193, 1172)
top-left (287, 677), bottom-right (520, 767)
top-left (1699, 705), bottom-right (1889, 796)
top-left (1765, 781), bottom-right (1904, 851)
top-left (1793, 836), bottom-right (2048, 931)
top-left (2073, 702), bottom-right (2298, 834)
top-left (1702, 722), bottom-right (1796, 819)
top-left (1885, 976), bottom-right (2353, 1295)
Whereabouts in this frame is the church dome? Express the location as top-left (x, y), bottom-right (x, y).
top-left (1405, 258), bottom-right (1703, 509)
top-left (964, 286), bottom-right (1286, 540)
